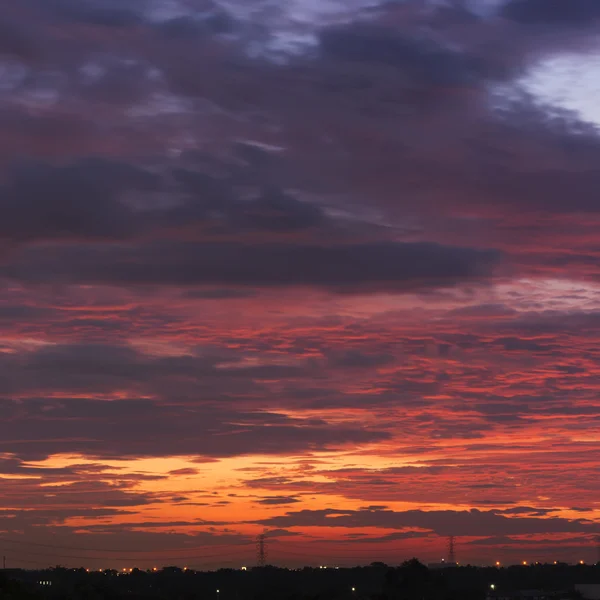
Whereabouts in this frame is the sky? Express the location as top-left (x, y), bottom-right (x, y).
top-left (0, 0), bottom-right (600, 571)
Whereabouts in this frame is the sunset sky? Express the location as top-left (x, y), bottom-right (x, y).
top-left (1, 0), bottom-right (600, 570)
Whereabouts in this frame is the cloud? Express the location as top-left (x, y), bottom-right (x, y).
top-left (4, 241), bottom-right (499, 292)
top-left (327, 349), bottom-right (395, 369)
top-left (0, 342), bottom-right (311, 398)
top-left (500, 0), bottom-right (600, 26)
top-left (168, 468), bottom-right (199, 477)
top-left (0, 395), bottom-right (389, 460)
top-left (256, 507), bottom-right (598, 537)
top-left (0, 0), bottom-right (599, 565)
top-left (162, 178), bottom-right (329, 234)
top-left (154, 12), bottom-right (236, 38)
top-left (0, 14), bottom-right (40, 60)
top-left (257, 496), bottom-right (301, 506)
top-left (0, 159), bottom-right (157, 244)
top-left (319, 23), bottom-right (481, 86)
top-left (28, 0), bottom-right (146, 28)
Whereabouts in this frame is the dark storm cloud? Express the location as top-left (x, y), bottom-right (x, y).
top-left (27, 0), bottom-right (146, 28)
top-left (4, 241), bottom-right (499, 292)
top-left (164, 178), bottom-right (328, 234)
top-left (319, 23), bottom-right (483, 86)
top-left (478, 166), bottom-right (600, 215)
top-left (0, 159), bottom-right (157, 244)
top-left (0, 14), bottom-right (40, 60)
top-left (228, 187), bottom-right (327, 233)
top-left (0, 153), bottom-right (332, 245)
top-left (0, 342), bottom-right (309, 396)
top-left (74, 57), bottom-right (160, 106)
top-left (500, 0), bottom-right (600, 26)
top-left (257, 507), bottom-right (597, 536)
top-left (0, 396), bottom-right (389, 460)
top-left (155, 11), bottom-right (236, 38)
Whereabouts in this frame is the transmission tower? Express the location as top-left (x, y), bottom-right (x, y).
top-left (448, 536), bottom-right (456, 564)
top-left (257, 533), bottom-right (267, 567)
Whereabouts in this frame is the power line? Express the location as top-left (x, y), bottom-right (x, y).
top-left (2, 556), bottom-right (58, 568)
top-left (272, 542), bottom-right (410, 554)
top-left (0, 546), bottom-right (253, 563)
top-left (0, 535), bottom-right (418, 569)
top-left (0, 536), bottom-right (254, 555)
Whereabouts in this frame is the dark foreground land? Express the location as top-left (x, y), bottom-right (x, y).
top-left (1, 560), bottom-right (599, 600)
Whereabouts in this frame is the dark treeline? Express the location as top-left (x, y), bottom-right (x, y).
top-left (1, 560), bottom-right (598, 600)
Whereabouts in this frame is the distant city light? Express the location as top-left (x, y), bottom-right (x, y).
top-left (495, 562), bottom-right (500, 567)
top-left (241, 566), bottom-right (247, 571)
top-left (580, 560), bottom-right (585, 565)
top-left (351, 587), bottom-right (356, 592)
top-left (490, 584), bottom-right (496, 590)
top-left (522, 561), bottom-right (527, 566)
